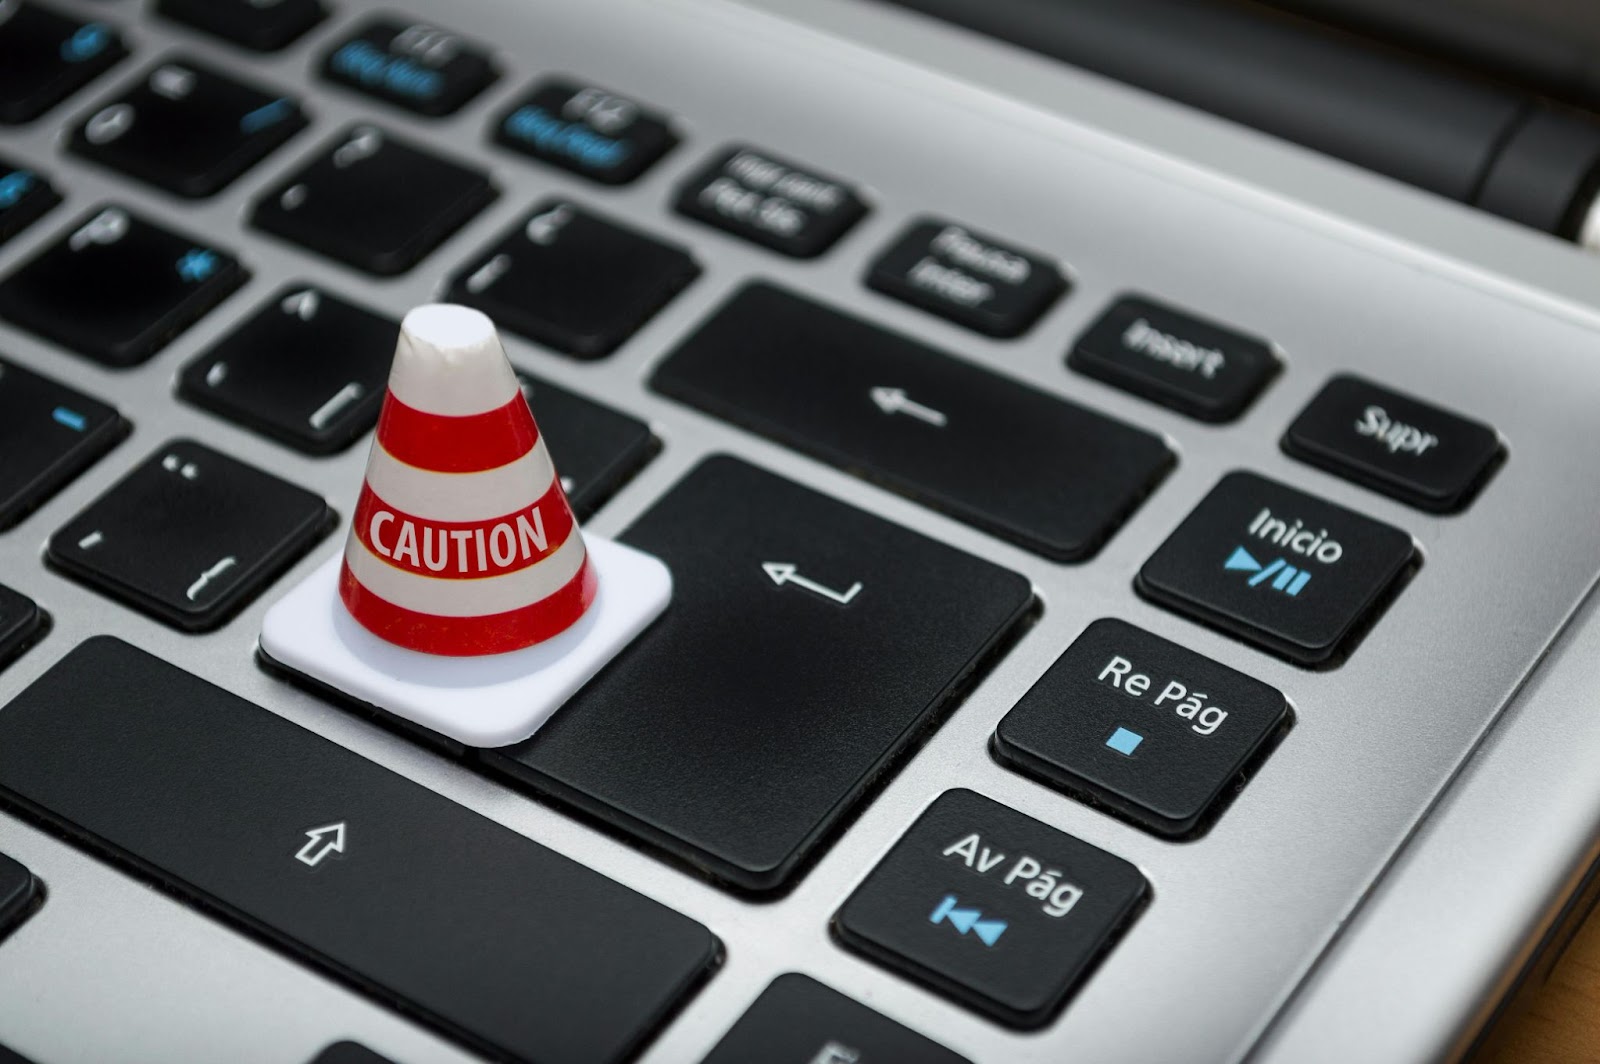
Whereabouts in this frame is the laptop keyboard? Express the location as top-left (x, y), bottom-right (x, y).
top-left (0, 1), bottom-right (1590, 1062)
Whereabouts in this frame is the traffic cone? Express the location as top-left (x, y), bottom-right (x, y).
top-left (338, 303), bottom-right (598, 656)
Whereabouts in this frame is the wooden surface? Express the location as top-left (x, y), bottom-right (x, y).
top-left (1475, 906), bottom-right (1600, 1063)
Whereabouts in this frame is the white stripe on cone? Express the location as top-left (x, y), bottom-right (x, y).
top-left (344, 531), bottom-right (589, 618)
top-left (361, 437), bottom-right (557, 523)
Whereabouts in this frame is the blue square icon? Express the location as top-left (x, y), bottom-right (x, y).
top-left (1105, 727), bottom-right (1144, 756)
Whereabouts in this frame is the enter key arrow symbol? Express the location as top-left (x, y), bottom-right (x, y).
top-left (870, 386), bottom-right (948, 427)
top-left (763, 562), bottom-right (863, 606)
top-left (295, 822), bottom-right (346, 868)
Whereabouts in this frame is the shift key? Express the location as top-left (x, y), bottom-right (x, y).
top-left (652, 283), bottom-right (1174, 560)
top-left (0, 637), bottom-right (718, 1064)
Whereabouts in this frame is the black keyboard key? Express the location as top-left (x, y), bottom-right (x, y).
top-left (0, 205), bottom-right (247, 367)
top-left (69, 58), bottom-right (308, 198)
top-left (0, 638), bottom-right (719, 1064)
top-left (446, 200), bottom-right (699, 359)
top-left (993, 619), bottom-right (1289, 837)
top-left (0, 1043), bottom-right (35, 1064)
top-left (47, 440), bottom-right (331, 630)
top-left (513, 373), bottom-right (654, 520)
top-left (674, 146), bottom-right (868, 258)
top-left (0, 584), bottom-right (44, 672)
top-left (834, 789), bottom-right (1147, 1029)
top-left (0, 850), bottom-right (39, 939)
top-left (492, 78), bottom-right (678, 185)
top-left (179, 284), bottom-right (396, 455)
top-left (483, 457), bottom-right (1032, 892)
top-left (1137, 472), bottom-right (1416, 666)
top-left (0, 357), bottom-right (125, 528)
top-left (702, 974), bottom-right (971, 1064)
top-left (0, 158), bottom-right (60, 245)
top-left (308, 1043), bottom-right (395, 1064)
top-left (1282, 374), bottom-right (1502, 512)
top-left (322, 16), bottom-right (497, 117)
top-left (866, 217), bottom-right (1067, 338)
top-left (653, 284), bottom-right (1173, 560)
top-left (0, 4), bottom-right (126, 125)
top-left (156, 0), bottom-right (327, 52)
top-left (1069, 296), bottom-right (1279, 422)
top-left (252, 125), bottom-right (497, 276)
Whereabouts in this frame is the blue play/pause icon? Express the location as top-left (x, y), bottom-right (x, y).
top-left (1105, 727), bottom-right (1144, 756)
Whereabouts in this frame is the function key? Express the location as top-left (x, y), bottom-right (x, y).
top-left (492, 78), bottom-right (678, 185)
top-left (1282, 374), bottom-right (1502, 513)
top-left (702, 974), bottom-right (971, 1064)
top-left (155, 0), bottom-right (328, 53)
top-left (0, 638), bottom-right (718, 1063)
top-left (252, 125), bottom-right (497, 275)
top-left (834, 789), bottom-right (1148, 1029)
top-left (321, 16), bottom-right (497, 117)
top-left (0, 157), bottom-right (60, 246)
top-left (1137, 472), bottom-right (1416, 666)
top-left (482, 457), bottom-right (1033, 892)
top-left (674, 145), bottom-right (868, 258)
top-left (867, 218), bottom-right (1067, 338)
top-left (0, 584), bottom-right (45, 672)
top-left (652, 283), bottom-right (1173, 560)
top-left (178, 284), bottom-right (396, 455)
top-left (0, 356), bottom-right (125, 529)
top-left (445, 200), bottom-right (699, 359)
top-left (994, 619), bottom-right (1289, 837)
top-left (0, 4), bottom-right (127, 125)
top-left (70, 58), bottom-right (308, 198)
top-left (1070, 295), bottom-right (1279, 422)
top-left (47, 439), bottom-right (331, 630)
top-left (0, 205), bottom-right (247, 367)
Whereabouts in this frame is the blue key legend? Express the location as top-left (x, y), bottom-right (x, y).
top-left (1224, 545), bottom-right (1311, 597)
top-left (929, 894), bottom-right (1007, 947)
top-left (1105, 726), bottom-right (1144, 756)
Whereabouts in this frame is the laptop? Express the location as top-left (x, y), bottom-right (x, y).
top-left (0, 0), bottom-right (1597, 1061)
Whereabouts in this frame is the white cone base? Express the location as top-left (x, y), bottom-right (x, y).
top-left (259, 536), bottom-right (671, 748)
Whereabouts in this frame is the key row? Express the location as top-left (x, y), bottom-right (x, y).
top-left (3, 623), bottom-right (1286, 1047)
top-left (0, 452), bottom-right (1419, 1044)
top-left (0, 4), bottom-right (1508, 494)
top-left (0, 202), bottom-right (1496, 566)
top-left (0, 629), bottom-right (1112, 1057)
top-left (3, 140), bottom-right (1497, 521)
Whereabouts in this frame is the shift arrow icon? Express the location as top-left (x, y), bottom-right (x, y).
top-left (870, 386), bottom-right (948, 427)
top-left (763, 562), bottom-right (863, 605)
top-left (295, 822), bottom-right (346, 868)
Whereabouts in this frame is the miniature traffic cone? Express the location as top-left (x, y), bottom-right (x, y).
top-left (338, 303), bottom-right (598, 656)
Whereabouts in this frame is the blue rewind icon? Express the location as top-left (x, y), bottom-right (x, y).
top-left (1225, 546), bottom-right (1310, 597)
top-left (929, 894), bottom-right (1007, 947)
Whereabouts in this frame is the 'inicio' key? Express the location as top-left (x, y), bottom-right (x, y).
top-left (0, 638), bottom-right (719, 1064)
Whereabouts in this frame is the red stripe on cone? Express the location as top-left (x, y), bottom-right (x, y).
top-left (340, 555), bottom-right (598, 656)
top-left (376, 392), bottom-right (538, 473)
top-left (351, 478), bottom-right (575, 580)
